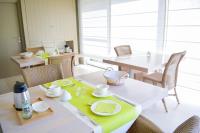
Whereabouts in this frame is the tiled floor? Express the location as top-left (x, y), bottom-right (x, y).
top-left (142, 87), bottom-right (200, 132)
top-left (0, 65), bottom-right (199, 132)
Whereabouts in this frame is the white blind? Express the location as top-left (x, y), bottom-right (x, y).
top-left (110, 0), bottom-right (159, 55)
top-left (78, 0), bottom-right (159, 57)
top-left (78, 0), bottom-right (200, 91)
top-left (164, 0), bottom-right (200, 90)
top-left (78, 0), bottom-right (110, 56)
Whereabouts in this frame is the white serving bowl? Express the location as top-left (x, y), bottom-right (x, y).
top-left (103, 70), bottom-right (129, 86)
top-left (20, 52), bottom-right (33, 59)
top-left (35, 50), bottom-right (44, 56)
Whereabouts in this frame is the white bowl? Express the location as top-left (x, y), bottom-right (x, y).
top-left (32, 101), bottom-right (49, 113)
top-left (94, 84), bottom-right (109, 95)
top-left (60, 91), bottom-right (72, 102)
top-left (46, 86), bottom-right (62, 97)
top-left (20, 52), bottom-right (33, 59)
top-left (35, 50), bottom-right (44, 56)
top-left (103, 70), bottom-right (129, 86)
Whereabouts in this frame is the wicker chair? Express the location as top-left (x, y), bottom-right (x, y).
top-left (128, 115), bottom-right (163, 133)
top-left (143, 51), bottom-right (186, 112)
top-left (114, 45), bottom-right (132, 56)
top-left (128, 115), bottom-right (200, 133)
top-left (26, 46), bottom-right (44, 54)
top-left (48, 53), bottom-right (75, 78)
top-left (114, 45), bottom-right (143, 80)
top-left (22, 64), bottom-right (63, 87)
top-left (174, 115), bottom-right (200, 133)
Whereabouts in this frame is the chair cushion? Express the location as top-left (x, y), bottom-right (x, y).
top-left (174, 115), bottom-right (200, 133)
top-left (143, 72), bottom-right (163, 83)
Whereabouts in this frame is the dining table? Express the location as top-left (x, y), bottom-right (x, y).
top-left (0, 71), bottom-right (168, 133)
top-left (11, 55), bottom-right (45, 68)
top-left (103, 52), bottom-right (168, 73)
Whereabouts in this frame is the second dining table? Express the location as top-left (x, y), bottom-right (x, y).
top-left (11, 52), bottom-right (76, 68)
top-left (103, 52), bottom-right (168, 74)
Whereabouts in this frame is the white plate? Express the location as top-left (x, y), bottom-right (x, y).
top-left (32, 101), bottom-right (49, 113)
top-left (52, 80), bottom-right (73, 87)
top-left (46, 90), bottom-right (63, 98)
top-left (91, 100), bottom-right (121, 116)
top-left (92, 91), bottom-right (112, 98)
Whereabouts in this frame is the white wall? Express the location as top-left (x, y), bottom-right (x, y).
top-left (20, 0), bottom-right (78, 52)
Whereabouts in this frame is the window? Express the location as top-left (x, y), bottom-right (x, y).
top-left (164, 0), bottom-right (200, 90)
top-left (78, 0), bottom-right (200, 91)
top-left (78, 0), bottom-right (160, 57)
top-left (78, 0), bottom-right (110, 56)
top-left (111, 0), bottom-right (159, 55)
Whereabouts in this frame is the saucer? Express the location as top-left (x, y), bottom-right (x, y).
top-left (92, 91), bottom-right (112, 98)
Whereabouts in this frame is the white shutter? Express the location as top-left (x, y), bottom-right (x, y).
top-left (164, 0), bottom-right (200, 90)
top-left (78, 0), bottom-right (110, 57)
top-left (110, 0), bottom-right (159, 55)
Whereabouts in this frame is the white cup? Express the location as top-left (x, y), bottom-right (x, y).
top-left (94, 84), bottom-right (109, 95)
top-left (48, 86), bottom-right (61, 96)
top-left (60, 91), bottom-right (71, 102)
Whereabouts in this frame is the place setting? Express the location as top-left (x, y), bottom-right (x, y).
top-left (92, 84), bottom-right (112, 98)
top-left (42, 80), bottom-right (74, 103)
top-left (84, 84), bottom-right (122, 116)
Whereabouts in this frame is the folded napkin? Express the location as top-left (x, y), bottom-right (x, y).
top-left (94, 102), bottom-right (116, 113)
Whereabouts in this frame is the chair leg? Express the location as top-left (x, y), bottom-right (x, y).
top-left (134, 73), bottom-right (143, 81)
top-left (153, 82), bottom-right (157, 86)
top-left (162, 98), bottom-right (168, 113)
top-left (174, 87), bottom-right (180, 104)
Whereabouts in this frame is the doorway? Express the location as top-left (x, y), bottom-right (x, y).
top-left (0, 2), bottom-right (22, 78)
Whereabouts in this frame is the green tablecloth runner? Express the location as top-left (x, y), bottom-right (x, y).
top-left (44, 78), bottom-right (140, 133)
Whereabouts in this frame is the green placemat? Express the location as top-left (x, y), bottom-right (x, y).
top-left (44, 78), bottom-right (140, 133)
